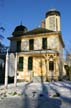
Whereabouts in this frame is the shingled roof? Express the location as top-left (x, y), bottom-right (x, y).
top-left (24, 27), bottom-right (53, 35)
top-left (12, 27), bottom-right (54, 37)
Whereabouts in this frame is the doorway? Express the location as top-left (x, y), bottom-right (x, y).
top-left (49, 61), bottom-right (54, 80)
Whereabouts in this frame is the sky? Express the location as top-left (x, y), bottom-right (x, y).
top-left (0, 0), bottom-right (71, 52)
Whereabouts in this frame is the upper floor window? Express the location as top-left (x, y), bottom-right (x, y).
top-left (17, 41), bottom-right (21, 52)
top-left (42, 38), bottom-right (47, 49)
top-left (18, 57), bottom-right (24, 71)
top-left (28, 57), bottom-right (33, 70)
top-left (29, 39), bottom-right (34, 50)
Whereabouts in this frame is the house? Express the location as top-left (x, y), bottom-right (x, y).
top-left (66, 54), bottom-right (71, 67)
top-left (8, 9), bottom-right (65, 82)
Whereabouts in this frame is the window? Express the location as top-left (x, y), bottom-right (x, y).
top-left (42, 38), bottom-right (47, 49)
top-left (49, 61), bottom-right (54, 71)
top-left (17, 41), bottom-right (21, 52)
top-left (29, 39), bottom-right (34, 50)
top-left (18, 57), bottom-right (24, 71)
top-left (28, 57), bottom-right (33, 70)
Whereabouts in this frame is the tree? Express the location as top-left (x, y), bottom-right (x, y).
top-left (0, 26), bottom-right (6, 53)
top-left (65, 44), bottom-right (71, 80)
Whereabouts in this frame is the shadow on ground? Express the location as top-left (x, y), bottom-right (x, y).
top-left (50, 81), bottom-right (71, 105)
top-left (21, 77), bottom-right (61, 108)
top-left (1, 81), bottom-right (71, 108)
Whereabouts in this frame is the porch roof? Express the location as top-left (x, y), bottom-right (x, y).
top-left (15, 49), bottom-right (59, 55)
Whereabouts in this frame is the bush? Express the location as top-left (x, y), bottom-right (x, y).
top-left (53, 93), bottom-right (60, 97)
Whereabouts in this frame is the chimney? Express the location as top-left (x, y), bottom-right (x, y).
top-left (42, 20), bottom-right (45, 28)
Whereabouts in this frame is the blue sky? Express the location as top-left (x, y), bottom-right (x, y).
top-left (0, 0), bottom-right (71, 52)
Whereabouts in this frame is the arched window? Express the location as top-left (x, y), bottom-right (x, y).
top-left (49, 61), bottom-right (54, 71)
top-left (28, 57), bottom-right (33, 70)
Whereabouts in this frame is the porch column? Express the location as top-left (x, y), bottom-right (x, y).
top-left (55, 60), bottom-right (59, 80)
top-left (45, 58), bottom-right (48, 81)
top-left (14, 53), bottom-right (17, 86)
top-left (5, 50), bottom-right (9, 88)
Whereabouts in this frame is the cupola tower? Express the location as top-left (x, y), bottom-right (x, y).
top-left (45, 9), bottom-right (61, 31)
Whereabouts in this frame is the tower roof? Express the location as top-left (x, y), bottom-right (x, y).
top-left (46, 9), bottom-right (61, 17)
top-left (12, 25), bottom-right (28, 37)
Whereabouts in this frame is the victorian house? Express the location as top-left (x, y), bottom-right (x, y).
top-left (8, 9), bottom-right (65, 82)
